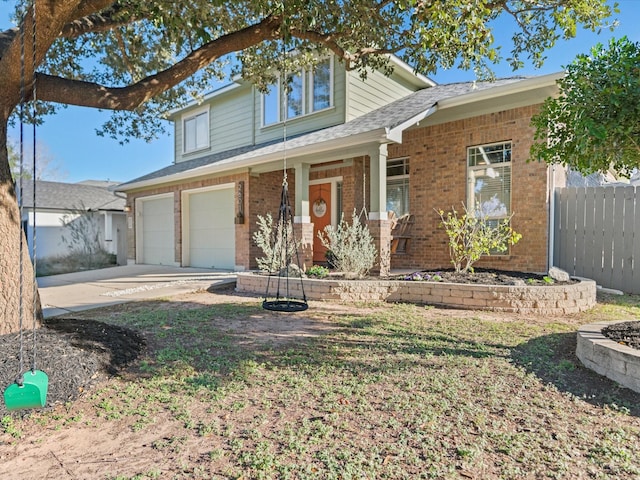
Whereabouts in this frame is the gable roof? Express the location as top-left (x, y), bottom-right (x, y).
top-left (19, 180), bottom-right (126, 211)
top-left (118, 73), bottom-right (562, 192)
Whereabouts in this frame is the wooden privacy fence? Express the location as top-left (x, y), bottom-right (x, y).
top-left (554, 186), bottom-right (640, 294)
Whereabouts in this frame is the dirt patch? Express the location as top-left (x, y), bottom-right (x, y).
top-left (602, 321), bottom-right (640, 350)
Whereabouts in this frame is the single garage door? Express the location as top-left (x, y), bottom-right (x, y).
top-left (187, 187), bottom-right (235, 269)
top-left (139, 195), bottom-right (175, 265)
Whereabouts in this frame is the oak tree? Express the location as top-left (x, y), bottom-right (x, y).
top-left (0, 0), bottom-right (616, 333)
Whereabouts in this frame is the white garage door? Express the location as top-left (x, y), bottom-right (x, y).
top-left (187, 188), bottom-right (235, 269)
top-left (140, 196), bottom-right (175, 265)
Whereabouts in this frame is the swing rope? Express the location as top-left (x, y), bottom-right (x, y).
top-left (261, 7), bottom-right (308, 313)
top-left (4, 1), bottom-right (48, 411)
top-left (30, 0), bottom-right (39, 373)
top-left (18, 0), bottom-right (39, 379)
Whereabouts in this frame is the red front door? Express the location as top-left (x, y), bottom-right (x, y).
top-left (309, 183), bottom-right (332, 264)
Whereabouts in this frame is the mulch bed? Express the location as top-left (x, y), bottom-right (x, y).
top-left (393, 268), bottom-right (575, 286)
top-left (0, 318), bottom-right (144, 413)
top-left (602, 321), bottom-right (640, 350)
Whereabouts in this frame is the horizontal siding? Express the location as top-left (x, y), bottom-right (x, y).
top-left (210, 87), bottom-right (254, 154)
top-left (175, 85), bottom-right (255, 164)
top-left (346, 69), bottom-right (417, 121)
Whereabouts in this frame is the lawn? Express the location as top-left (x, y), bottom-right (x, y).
top-left (1, 287), bottom-right (640, 479)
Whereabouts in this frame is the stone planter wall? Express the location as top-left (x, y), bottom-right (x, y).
top-left (576, 321), bottom-right (640, 393)
top-left (237, 273), bottom-right (597, 314)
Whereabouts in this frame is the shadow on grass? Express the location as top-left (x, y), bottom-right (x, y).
top-left (511, 331), bottom-right (640, 417)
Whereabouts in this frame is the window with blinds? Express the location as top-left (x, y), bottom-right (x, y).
top-left (467, 142), bottom-right (512, 220)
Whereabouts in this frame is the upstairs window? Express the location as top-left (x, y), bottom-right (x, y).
top-left (261, 57), bottom-right (333, 126)
top-left (262, 82), bottom-right (280, 126)
top-left (183, 107), bottom-right (209, 153)
top-left (386, 157), bottom-right (410, 217)
top-left (286, 72), bottom-right (304, 119)
top-left (467, 142), bottom-right (512, 220)
top-left (311, 58), bottom-right (333, 112)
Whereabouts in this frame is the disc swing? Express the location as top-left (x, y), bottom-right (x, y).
top-left (4, 1), bottom-right (49, 411)
top-left (262, 34), bottom-right (308, 313)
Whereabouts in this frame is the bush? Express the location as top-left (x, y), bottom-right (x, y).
top-left (253, 213), bottom-right (301, 274)
top-left (306, 265), bottom-right (329, 278)
top-left (436, 204), bottom-right (522, 274)
top-left (318, 210), bottom-right (376, 278)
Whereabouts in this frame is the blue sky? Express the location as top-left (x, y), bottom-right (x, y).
top-left (1, 1), bottom-right (639, 183)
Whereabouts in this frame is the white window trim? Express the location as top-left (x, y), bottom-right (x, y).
top-left (260, 56), bottom-right (335, 129)
top-left (182, 105), bottom-right (210, 154)
top-left (285, 70), bottom-right (306, 120)
top-left (466, 141), bottom-right (512, 221)
top-left (309, 56), bottom-right (334, 114)
top-left (386, 157), bottom-right (410, 217)
top-left (261, 78), bottom-right (281, 128)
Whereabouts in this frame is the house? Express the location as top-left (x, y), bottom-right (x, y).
top-left (117, 55), bottom-right (565, 275)
top-left (20, 180), bottom-right (128, 265)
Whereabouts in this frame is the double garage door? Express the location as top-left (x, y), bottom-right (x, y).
top-left (138, 186), bottom-right (235, 269)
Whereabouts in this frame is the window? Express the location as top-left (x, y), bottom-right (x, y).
top-left (261, 57), bottom-right (334, 126)
top-left (311, 58), bottom-right (332, 112)
top-left (286, 72), bottom-right (304, 119)
top-left (262, 82), bottom-right (280, 126)
top-left (183, 108), bottom-right (209, 153)
top-left (386, 158), bottom-right (410, 216)
top-left (467, 142), bottom-right (512, 220)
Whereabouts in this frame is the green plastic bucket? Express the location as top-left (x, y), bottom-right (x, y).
top-left (3, 370), bottom-right (49, 410)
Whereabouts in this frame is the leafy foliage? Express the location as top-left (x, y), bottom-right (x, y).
top-left (1, 1), bottom-right (618, 140)
top-left (253, 213), bottom-right (300, 274)
top-left (318, 210), bottom-right (376, 278)
top-left (530, 36), bottom-right (640, 176)
top-left (437, 205), bottom-right (522, 274)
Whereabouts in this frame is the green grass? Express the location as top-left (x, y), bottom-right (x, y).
top-left (6, 293), bottom-right (640, 479)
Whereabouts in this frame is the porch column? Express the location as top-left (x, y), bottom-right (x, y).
top-left (368, 144), bottom-right (392, 276)
top-left (293, 162), bottom-right (313, 269)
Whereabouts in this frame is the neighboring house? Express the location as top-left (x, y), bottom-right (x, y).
top-left (20, 180), bottom-right (128, 265)
top-left (117, 54), bottom-right (565, 274)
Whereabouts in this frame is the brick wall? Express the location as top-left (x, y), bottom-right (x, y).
top-left (126, 172), bottom-right (251, 267)
top-left (388, 104), bottom-right (551, 273)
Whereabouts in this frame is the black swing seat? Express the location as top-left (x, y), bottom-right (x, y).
top-left (3, 370), bottom-right (49, 411)
top-left (262, 299), bottom-right (309, 312)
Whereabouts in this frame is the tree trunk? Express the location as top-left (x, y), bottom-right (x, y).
top-left (0, 116), bottom-right (42, 336)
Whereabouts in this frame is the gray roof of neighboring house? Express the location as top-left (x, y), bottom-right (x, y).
top-left (19, 180), bottom-right (126, 211)
top-left (118, 78), bottom-right (528, 189)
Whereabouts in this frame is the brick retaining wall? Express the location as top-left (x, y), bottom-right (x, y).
top-left (237, 273), bottom-right (596, 314)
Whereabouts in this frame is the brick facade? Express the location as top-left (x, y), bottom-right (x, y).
top-left (387, 104), bottom-right (551, 273)
top-left (127, 104), bottom-right (552, 275)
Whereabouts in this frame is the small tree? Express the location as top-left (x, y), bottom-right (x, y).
top-left (530, 36), bottom-right (640, 176)
top-left (253, 213), bottom-right (300, 274)
top-left (436, 205), bottom-right (522, 274)
top-left (318, 210), bottom-right (376, 278)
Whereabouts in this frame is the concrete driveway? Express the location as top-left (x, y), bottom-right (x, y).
top-left (37, 264), bottom-right (237, 318)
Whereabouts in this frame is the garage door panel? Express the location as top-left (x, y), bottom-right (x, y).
top-left (141, 196), bottom-right (174, 265)
top-left (187, 188), bottom-right (235, 269)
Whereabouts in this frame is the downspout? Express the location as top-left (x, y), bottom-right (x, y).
top-left (547, 163), bottom-right (556, 271)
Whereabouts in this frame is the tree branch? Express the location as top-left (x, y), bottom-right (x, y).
top-left (62, 1), bottom-right (143, 38)
top-left (36, 15), bottom-right (282, 110)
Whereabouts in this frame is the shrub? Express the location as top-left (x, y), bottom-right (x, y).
top-left (253, 213), bottom-right (301, 274)
top-left (306, 265), bottom-right (329, 278)
top-left (318, 210), bottom-right (376, 278)
top-left (436, 204), bottom-right (522, 274)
